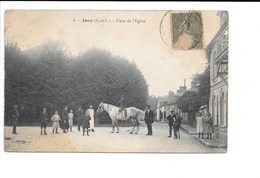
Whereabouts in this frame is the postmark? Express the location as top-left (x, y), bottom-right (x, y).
top-left (171, 11), bottom-right (203, 50)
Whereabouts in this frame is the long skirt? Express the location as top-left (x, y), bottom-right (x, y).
top-left (196, 118), bottom-right (204, 133)
top-left (68, 119), bottom-right (73, 127)
top-left (204, 123), bottom-right (214, 134)
top-left (60, 119), bottom-right (69, 130)
top-left (89, 116), bottom-right (94, 129)
top-left (82, 120), bottom-right (90, 130)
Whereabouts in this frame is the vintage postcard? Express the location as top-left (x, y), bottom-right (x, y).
top-left (4, 10), bottom-right (228, 153)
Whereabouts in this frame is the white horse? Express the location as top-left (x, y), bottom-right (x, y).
top-left (96, 102), bottom-right (144, 134)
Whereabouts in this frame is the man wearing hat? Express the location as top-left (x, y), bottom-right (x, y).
top-left (9, 104), bottom-right (19, 134)
top-left (39, 107), bottom-right (49, 135)
top-left (75, 105), bottom-right (84, 131)
top-left (61, 105), bottom-right (69, 133)
top-left (117, 95), bottom-right (127, 118)
top-left (144, 105), bottom-right (154, 136)
top-left (167, 110), bottom-right (176, 138)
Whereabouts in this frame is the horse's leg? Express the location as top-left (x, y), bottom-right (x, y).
top-left (111, 119), bottom-right (115, 133)
top-left (134, 119), bottom-right (139, 134)
top-left (130, 118), bottom-right (135, 134)
top-left (178, 127), bottom-right (181, 139)
top-left (115, 119), bottom-right (119, 133)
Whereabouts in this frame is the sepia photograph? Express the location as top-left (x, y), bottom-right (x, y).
top-left (4, 10), bottom-right (228, 153)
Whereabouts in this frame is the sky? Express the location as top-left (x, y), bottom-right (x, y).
top-left (5, 10), bottom-right (220, 97)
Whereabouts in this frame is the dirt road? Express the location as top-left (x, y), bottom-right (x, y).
top-left (4, 122), bottom-right (226, 153)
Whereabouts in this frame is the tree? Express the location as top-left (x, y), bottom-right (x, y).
top-left (5, 43), bottom-right (149, 124)
top-left (147, 95), bottom-right (159, 111)
top-left (73, 48), bottom-right (148, 110)
top-left (192, 65), bottom-right (210, 107)
top-left (177, 66), bottom-right (210, 126)
top-left (177, 91), bottom-right (200, 112)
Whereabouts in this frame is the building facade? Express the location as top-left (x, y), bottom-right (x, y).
top-left (206, 11), bottom-right (228, 138)
top-left (156, 86), bottom-right (186, 122)
top-left (157, 100), bottom-right (179, 122)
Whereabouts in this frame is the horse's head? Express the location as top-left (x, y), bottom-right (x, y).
top-left (96, 102), bottom-right (104, 113)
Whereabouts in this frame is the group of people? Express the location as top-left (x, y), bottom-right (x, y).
top-left (9, 103), bottom-right (213, 140)
top-left (9, 104), bottom-right (95, 136)
top-left (196, 112), bottom-right (214, 139)
top-left (46, 105), bottom-right (95, 136)
top-left (143, 105), bottom-right (183, 139)
top-left (167, 111), bottom-right (182, 139)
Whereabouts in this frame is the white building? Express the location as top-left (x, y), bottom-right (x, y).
top-left (156, 87), bottom-right (186, 122)
top-left (206, 11), bottom-right (228, 139)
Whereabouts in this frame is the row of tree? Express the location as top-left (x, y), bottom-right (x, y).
top-left (5, 41), bottom-right (149, 123)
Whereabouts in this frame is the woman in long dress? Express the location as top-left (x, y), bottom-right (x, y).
top-left (68, 110), bottom-right (74, 132)
top-left (196, 112), bottom-right (204, 139)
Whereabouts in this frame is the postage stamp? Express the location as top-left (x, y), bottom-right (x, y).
top-left (171, 11), bottom-right (203, 50)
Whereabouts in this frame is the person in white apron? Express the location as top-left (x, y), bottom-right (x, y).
top-left (87, 105), bottom-right (95, 132)
top-left (68, 109), bottom-right (74, 132)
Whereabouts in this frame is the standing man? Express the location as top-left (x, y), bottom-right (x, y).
top-left (82, 110), bottom-right (91, 136)
top-left (175, 113), bottom-right (183, 139)
top-left (61, 105), bottom-right (69, 133)
top-left (75, 105), bottom-right (84, 131)
top-left (167, 110), bottom-right (176, 138)
top-left (144, 105), bottom-right (154, 136)
top-left (9, 104), bottom-right (19, 134)
top-left (87, 105), bottom-right (95, 132)
top-left (117, 95), bottom-right (127, 118)
top-left (39, 107), bottom-right (49, 135)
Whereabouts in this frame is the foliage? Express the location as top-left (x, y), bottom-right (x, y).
top-left (5, 42), bottom-right (148, 122)
top-left (177, 91), bottom-right (200, 112)
top-left (147, 95), bottom-right (159, 111)
top-left (193, 65), bottom-right (210, 107)
top-left (177, 66), bottom-right (210, 112)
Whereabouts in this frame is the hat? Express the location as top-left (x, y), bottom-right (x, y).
top-left (147, 105), bottom-right (151, 108)
top-left (170, 110), bottom-right (174, 113)
top-left (43, 107), bottom-right (47, 110)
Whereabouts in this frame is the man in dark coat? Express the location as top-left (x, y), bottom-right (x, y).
top-left (82, 111), bottom-right (91, 136)
top-left (75, 105), bottom-right (84, 131)
top-left (167, 110), bottom-right (176, 138)
top-left (117, 95), bottom-right (127, 117)
top-left (39, 107), bottom-right (49, 135)
top-left (61, 106), bottom-right (69, 133)
top-left (9, 105), bottom-right (19, 134)
top-left (144, 105), bottom-right (154, 136)
top-left (174, 113), bottom-right (183, 139)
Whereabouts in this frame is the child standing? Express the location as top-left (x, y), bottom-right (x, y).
top-left (51, 110), bottom-right (61, 134)
top-left (68, 109), bottom-right (74, 132)
top-left (204, 113), bottom-right (214, 139)
top-left (39, 108), bottom-right (49, 135)
top-left (82, 110), bottom-right (91, 136)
